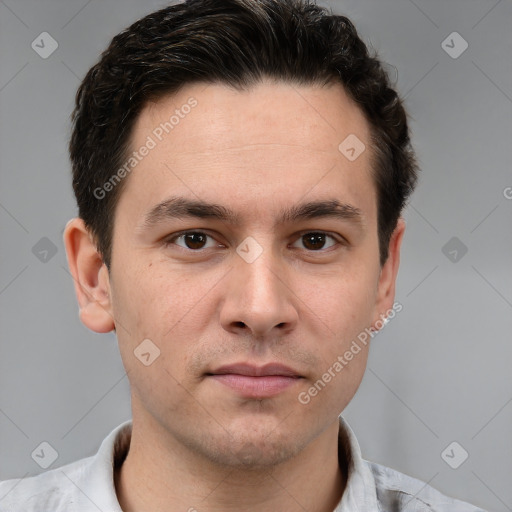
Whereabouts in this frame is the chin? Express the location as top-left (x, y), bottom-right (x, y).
top-left (188, 419), bottom-right (307, 470)
top-left (207, 435), bottom-right (303, 469)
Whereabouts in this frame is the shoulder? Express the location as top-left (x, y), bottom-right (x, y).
top-left (0, 456), bottom-right (93, 511)
top-left (0, 420), bottom-right (130, 512)
top-left (366, 460), bottom-right (488, 512)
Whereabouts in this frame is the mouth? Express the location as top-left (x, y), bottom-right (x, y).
top-left (206, 363), bottom-right (303, 398)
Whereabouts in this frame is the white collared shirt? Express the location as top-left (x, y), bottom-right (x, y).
top-left (0, 417), bottom-right (486, 511)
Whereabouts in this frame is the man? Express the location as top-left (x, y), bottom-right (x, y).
top-left (0, 0), bottom-right (485, 510)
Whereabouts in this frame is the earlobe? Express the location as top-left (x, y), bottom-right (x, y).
top-left (63, 218), bottom-right (115, 333)
top-left (372, 217), bottom-right (405, 330)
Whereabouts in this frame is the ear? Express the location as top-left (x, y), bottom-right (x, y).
top-left (63, 218), bottom-right (115, 333)
top-left (371, 217), bottom-right (405, 330)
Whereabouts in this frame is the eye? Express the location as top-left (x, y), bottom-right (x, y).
top-left (165, 231), bottom-right (221, 251)
top-left (291, 232), bottom-right (339, 251)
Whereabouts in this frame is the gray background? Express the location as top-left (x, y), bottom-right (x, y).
top-left (0, 0), bottom-right (511, 510)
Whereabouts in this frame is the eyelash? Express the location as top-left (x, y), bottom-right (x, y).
top-left (162, 230), bottom-right (345, 253)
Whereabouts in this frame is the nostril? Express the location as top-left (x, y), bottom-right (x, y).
top-left (233, 321), bottom-right (246, 328)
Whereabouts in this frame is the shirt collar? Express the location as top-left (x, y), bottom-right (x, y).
top-left (78, 419), bottom-right (131, 512)
top-left (334, 416), bottom-right (379, 511)
top-left (81, 416), bottom-right (377, 511)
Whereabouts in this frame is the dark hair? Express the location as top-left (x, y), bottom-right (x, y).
top-left (69, 0), bottom-right (418, 269)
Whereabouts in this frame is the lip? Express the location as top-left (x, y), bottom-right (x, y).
top-left (210, 363), bottom-right (301, 377)
top-left (207, 363), bottom-right (302, 398)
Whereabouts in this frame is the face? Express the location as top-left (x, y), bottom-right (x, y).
top-left (67, 79), bottom-right (403, 468)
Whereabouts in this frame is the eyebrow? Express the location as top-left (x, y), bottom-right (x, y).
top-left (138, 196), bottom-right (365, 231)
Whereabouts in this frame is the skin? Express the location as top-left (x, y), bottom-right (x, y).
top-left (64, 79), bottom-right (404, 512)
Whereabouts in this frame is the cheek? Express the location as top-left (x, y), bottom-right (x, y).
top-left (298, 341), bottom-right (370, 418)
top-left (301, 264), bottom-right (378, 338)
top-left (113, 262), bottom-right (199, 332)
top-left (294, 263), bottom-right (377, 407)
top-left (110, 265), bottom-right (204, 420)
top-left (111, 261), bottom-right (221, 374)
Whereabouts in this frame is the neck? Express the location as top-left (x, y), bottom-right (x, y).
top-left (114, 416), bottom-right (347, 512)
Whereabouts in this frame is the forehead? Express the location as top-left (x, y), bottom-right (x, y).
top-left (141, 80), bottom-right (370, 154)
top-left (118, 80), bottom-right (375, 227)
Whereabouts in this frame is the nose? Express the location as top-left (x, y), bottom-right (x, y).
top-left (219, 250), bottom-right (299, 340)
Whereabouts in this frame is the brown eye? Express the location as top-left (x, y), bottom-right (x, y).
top-left (169, 231), bottom-right (218, 250)
top-left (302, 233), bottom-right (327, 250)
top-left (291, 232), bottom-right (338, 251)
top-left (183, 232), bottom-right (207, 249)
